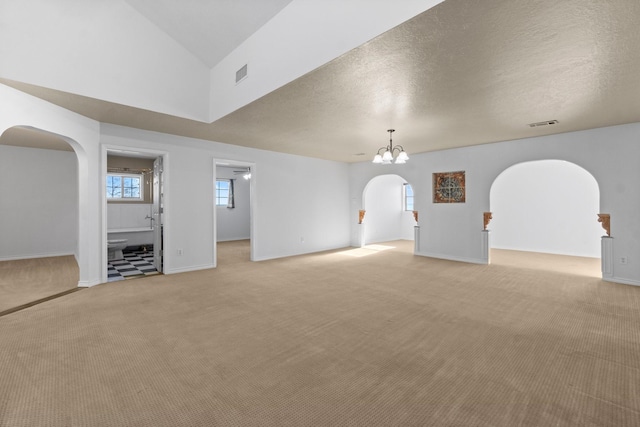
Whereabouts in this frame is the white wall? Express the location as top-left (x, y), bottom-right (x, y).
top-left (216, 166), bottom-right (250, 242)
top-left (1, 0), bottom-right (443, 123)
top-left (107, 203), bottom-right (153, 230)
top-left (1, 83), bottom-right (351, 285)
top-left (0, 86), bottom-right (102, 287)
top-left (209, 0), bottom-right (445, 121)
top-left (0, 0), bottom-right (210, 121)
top-left (350, 123), bottom-right (640, 286)
top-left (101, 123), bottom-right (351, 273)
top-left (363, 175), bottom-right (414, 244)
top-left (490, 160), bottom-right (601, 257)
top-left (0, 145), bottom-right (77, 260)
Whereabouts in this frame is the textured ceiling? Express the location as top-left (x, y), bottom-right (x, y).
top-left (3, 0), bottom-right (640, 162)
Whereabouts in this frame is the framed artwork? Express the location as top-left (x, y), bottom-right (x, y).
top-left (433, 171), bottom-right (465, 203)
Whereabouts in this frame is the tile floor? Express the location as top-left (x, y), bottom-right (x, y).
top-left (107, 249), bottom-right (159, 282)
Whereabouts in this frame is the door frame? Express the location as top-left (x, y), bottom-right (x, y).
top-left (101, 145), bottom-right (169, 283)
top-left (152, 156), bottom-right (163, 272)
top-left (213, 158), bottom-right (256, 267)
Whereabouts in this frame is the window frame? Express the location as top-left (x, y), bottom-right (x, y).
top-left (403, 183), bottom-right (414, 211)
top-left (215, 179), bottom-right (232, 207)
top-left (106, 172), bottom-right (144, 201)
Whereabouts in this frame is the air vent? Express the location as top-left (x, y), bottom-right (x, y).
top-left (235, 64), bottom-right (248, 84)
top-left (528, 119), bottom-right (559, 128)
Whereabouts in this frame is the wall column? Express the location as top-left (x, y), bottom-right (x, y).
top-left (601, 236), bottom-right (613, 279)
top-left (481, 230), bottom-right (491, 264)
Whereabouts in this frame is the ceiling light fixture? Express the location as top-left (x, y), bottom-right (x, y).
top-left (372, 129), bottom-right (409, 165)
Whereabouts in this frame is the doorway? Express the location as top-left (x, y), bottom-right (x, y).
top-left (0, 126), bottom-right (81, 311)
top-left (489, 159), bottom-right (601, 276)
top-left (213, 159), bottom-right (255, 266)
top-left (362, 174), bottom-right (416, 246)
top-left (104, 149), bottom-right (165, 282)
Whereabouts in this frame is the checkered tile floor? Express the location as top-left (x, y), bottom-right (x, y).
top-left (107, 250), bottom-right (159, 282)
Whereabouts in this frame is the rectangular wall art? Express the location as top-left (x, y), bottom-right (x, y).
top-left (433, 171), bottom-right (466, 203)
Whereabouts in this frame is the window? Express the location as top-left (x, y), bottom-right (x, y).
top-left (216, 179), bottom-right (234, 207)
top-left (404, 183), bottom-right (414, 211)
top-left (107, 173), bottom-right (142, 200)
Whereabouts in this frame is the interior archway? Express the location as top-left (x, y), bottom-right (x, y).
top-left (489, 159), bottom-right (601, 275)
top-left (362, 174), bottom-right (415, 246)
top-left (0, 126), bottom-right (81, 312)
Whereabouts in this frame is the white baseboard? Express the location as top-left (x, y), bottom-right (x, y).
top-left (164, 263), bottom-right (215, 275)
top-left (604, 276), bottom-right (640, 287)
top-left (415, 251), bottom-right (488, 265)
top-left (0, 252), bottom-right (75, 262)
top-left (251, 243), bottom-right (350, 262)
top-left (78, 279), bottom-right (102, 288)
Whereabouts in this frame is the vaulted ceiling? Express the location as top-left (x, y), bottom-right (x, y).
top-left (3, 0), bottom-right (640, 162)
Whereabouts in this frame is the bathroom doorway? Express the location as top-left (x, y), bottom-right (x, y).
top-left (105, 149), bottom-right (165, 282)
top-left (213, 159), bottom-right (255, 266)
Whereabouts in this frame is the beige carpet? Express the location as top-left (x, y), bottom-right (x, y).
top-left (0, 241), bottom-right (639, 426)
top-left (491, 248), bottom-right (601, 278)
top-left (0, 255), bottom-right (78, 313)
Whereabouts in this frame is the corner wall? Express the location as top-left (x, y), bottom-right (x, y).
top-left (0, 84), bottom-right (103, 287)
top-left (101, 124), bottom-right (351, 273)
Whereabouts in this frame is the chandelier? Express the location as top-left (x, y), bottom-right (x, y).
top-left (372, 129), bottom-right (409, 164)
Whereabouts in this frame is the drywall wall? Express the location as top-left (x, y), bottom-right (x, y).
top-left (1, 82), bottom-right (351, 283)
top-left (363, 174), bottom-right (414, 244)
top-left (107, 203), bottom-right (153, 231)
top-left (101, 123), bottom-right (351, 273)
top-left (1, 0), bottom-right (443, 122)
top-left (1, 83), bottom-right (118, 286)
top-left (0, 144), bottom-right (77, 260)
top-left (0, 0), bottom-right (209, 120)
top-left (209, 0), bottom-right (444, 121)
top-left (216, 166), bottom-right (250, 242)
top-left (350, 123), bottom-right (640, 286)
top-left (490, 160), bottom-right (601, 257)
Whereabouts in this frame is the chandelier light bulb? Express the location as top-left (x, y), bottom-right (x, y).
top-left (371, 129), bottom-right (408, 165)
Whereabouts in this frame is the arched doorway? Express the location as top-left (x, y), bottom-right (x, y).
top-left (362, 174), bottom-right (415, 246)
top-left (489, 159), bottom-right (601, 275)
top-left (0, 126), bottom-right (81, 312)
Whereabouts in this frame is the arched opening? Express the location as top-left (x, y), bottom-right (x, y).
top-left (0, 126), bottom-right (81, 313)
top-left (489, 159), bottom-right (601, 276)
top-left (362, 174), bottom-right (416, 247)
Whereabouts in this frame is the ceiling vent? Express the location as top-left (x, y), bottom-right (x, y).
top-left (235, 64), bottom-right (248, 84)
top-left (528, 119), bottom-right (559, 128)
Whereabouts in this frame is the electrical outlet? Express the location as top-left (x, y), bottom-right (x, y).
top-left (620, 256), bottom-right (628, 265)
top-left (177, 248), bottom-right (184, 256)
top-left (300, 237), bottom-right (305, 243)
